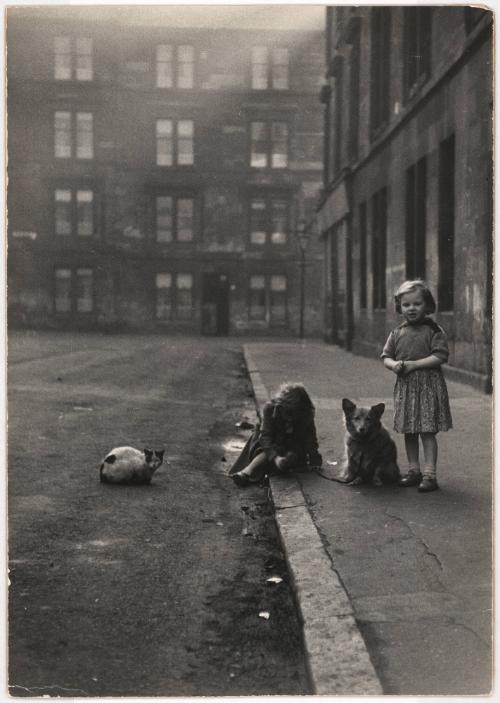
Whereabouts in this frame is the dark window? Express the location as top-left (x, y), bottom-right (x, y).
top-left (438, 135), bottom-right (455, 311)
top-left (372, 188), bottom-right (387, 310)
top-left (54, 36), bottom-right (92, 81)
top-left (156, 45), bottom-right (195, 88)
top-left (54, 111), bottom-right (93, 160)
top-left (155, 272), bottom-right (193, 321)
top-left (249, 197), bottom-right (288, 245)
top-left (405, 157), bottom-right (427, 279)
top-left (403, 7), bottom-right (432, 100)
top-left (250, 121), bottom-right (288, 168)
top-left (55, 188), bottom-right (95, 237)
top-left (333, 62), bottom-right (343, 174)
top-left (370, 7), bottom-right (391, 138)
top-left (54, 268), bottom-right (93, 313)
top-left (155, 195), bottom-right (194, 242)
top-left (347, 29), bottom-right (361, 161)
top-left (359, 201), bottom-right (367, 309)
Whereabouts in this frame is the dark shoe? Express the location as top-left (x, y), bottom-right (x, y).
top-left (398, 472), bottom-right (422, 487)
top-left (231, 472), bottom-right (257, 487)
top-left (418, 477), bottom-right (439, 492)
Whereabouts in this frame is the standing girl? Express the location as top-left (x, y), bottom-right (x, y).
top-left (381, 280), bottom-right (452, 492)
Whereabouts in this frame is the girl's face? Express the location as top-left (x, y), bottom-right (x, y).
top-left (400, 289), bottom-right (427, 324)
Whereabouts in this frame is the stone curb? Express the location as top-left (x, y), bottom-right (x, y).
top-left (242, 345), bottom-right (383, 696)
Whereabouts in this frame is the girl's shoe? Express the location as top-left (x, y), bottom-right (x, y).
top-left (231, 471), bottom-right (258, 487)
top-left (398, 472), bottom-right (422, 487)
top-left (418, 477), bottom-right (439, 492)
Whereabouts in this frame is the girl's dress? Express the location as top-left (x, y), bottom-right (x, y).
top-left (381, 318), bottom-right (453, 434)
top-left (229, 399), bottom-right (322, 475)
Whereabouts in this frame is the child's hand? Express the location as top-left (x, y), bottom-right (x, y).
top-left (393, 361), bottom-right (405, 375)
top-left (274, 456), bottom-right (287, 470)
top-left (401, 361), bottom-right (417, 375)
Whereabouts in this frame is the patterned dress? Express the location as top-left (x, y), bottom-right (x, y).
top-left (381, 318), bottom-right (453, 434)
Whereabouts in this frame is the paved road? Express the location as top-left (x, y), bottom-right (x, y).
top-left (244, 340), bottom-right (493, 696)
top-left (8, 331), bottom-right (309, 697)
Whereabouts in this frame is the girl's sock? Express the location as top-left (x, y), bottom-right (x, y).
top-left (422, 463), bottom-right (437, 480)
top-left (408, 462), bottom-right (421, 476)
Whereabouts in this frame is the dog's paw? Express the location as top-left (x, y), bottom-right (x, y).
top-left (350, 476), bottom-right (363, 486)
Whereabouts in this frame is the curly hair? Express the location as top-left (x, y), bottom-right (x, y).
top-left (394, 279), bottom-right (436, 314)
top-left (272, 382), bottom-right (315, 422)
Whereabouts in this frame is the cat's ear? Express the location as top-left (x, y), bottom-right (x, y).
top-left (144, 448), bottom-right (153, 459)
top-left (156, 450), bottom-right (165, 459)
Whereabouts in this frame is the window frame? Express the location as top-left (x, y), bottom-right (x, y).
top-left (54, 267), bottom-right (94, 315)
top-left (155, 271), bottom-right (194, 321)
top-left (54, 35), bottom-right (93, 82)
top-left (251, 46), bottom-right (289, 90)
top-left (403, 7), bottom-right (432, 101)
top-left (156, 118), bottom-right (194, 166)
top-left (54, 186), bottom-right (96, 238)
top-left (156, 44), bottom-right (195, 89)
top-left (248, 195), bottom-right (289, 246)
top-left (54, 110), bottom-right (94, 160)
top-left (247, 273), bottom-right (288, 325)
top-left (370, 7), bottom-right (391, 139)
top-left (405, 157), bottom-right (427, 280)
top-left (371, 187), bottom-right (387, 311)
top-left (250, 120), bottom-right (289, 169)
top-left (154, 193), bottom-right (195, 243)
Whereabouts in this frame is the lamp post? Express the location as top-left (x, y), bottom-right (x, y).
top-left (296, 218), bottom-right (310, 340)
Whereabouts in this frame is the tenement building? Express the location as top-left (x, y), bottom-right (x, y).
top-left (7, 7), bottom-right (324, 336)
top-left (317, 7), bottom-right (493, 390)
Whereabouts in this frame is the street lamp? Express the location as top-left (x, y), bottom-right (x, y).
top-left (296, 218), bottom-right (311, 340)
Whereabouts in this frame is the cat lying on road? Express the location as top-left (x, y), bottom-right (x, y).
top-left (100, 446), bottom-right (165, 485)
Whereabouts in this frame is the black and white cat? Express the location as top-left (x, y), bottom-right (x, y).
top-left (100, 447), bottom-right (165, 485)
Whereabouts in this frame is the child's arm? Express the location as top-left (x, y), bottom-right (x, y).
top-left (383, 357), bottom-right (405, 374)
top-left (401, 355), bottom-right (443, 373)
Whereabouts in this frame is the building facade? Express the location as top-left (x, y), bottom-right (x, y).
top-left (7, 8), bottom-right (325, 337)
top-left (317, 7), bottom-right (493, 390)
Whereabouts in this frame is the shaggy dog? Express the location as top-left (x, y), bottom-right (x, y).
top-left (340, 398), bottom-right (400, 486)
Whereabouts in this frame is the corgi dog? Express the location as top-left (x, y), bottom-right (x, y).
top-left (100, 447), bottom-right (165, 485)
top-left (340, 399), bottom-right (400, 486)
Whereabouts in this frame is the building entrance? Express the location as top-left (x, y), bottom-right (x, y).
top-left (201, 273), bottom-right (230, 336)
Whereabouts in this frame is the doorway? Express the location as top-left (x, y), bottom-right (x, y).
top-left (202, 273), bottom-right (230, 336)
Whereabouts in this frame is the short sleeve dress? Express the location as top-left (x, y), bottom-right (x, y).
top-left (381, 318), bottom-right (453, 434)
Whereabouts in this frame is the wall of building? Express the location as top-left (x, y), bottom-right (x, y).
top-left (317, 7), bottom-right (493, 389)
top-left (7, 8), bottom-right (325, 337)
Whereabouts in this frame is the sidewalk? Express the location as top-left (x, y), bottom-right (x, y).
top-left (243, 339), bottom-right (493, 696)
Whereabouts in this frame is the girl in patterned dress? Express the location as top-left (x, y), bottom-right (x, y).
top-left (381, 280), bottom-right (452, 492)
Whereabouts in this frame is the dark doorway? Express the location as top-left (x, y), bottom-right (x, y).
top-left (202, 273), bottom-right (230, 336)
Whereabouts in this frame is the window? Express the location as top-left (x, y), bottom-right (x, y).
top-left (156, 119), bottom-right (194, 166)
top-left (438, 135), bottom-right (455, 311)
top-left (54, 268), bottom-right (93, 313)
top-left (156, 44), bottom-right (195, 88)
top-left (251, 46), bottom-right (289, 90)
top-left (372, 188), bottom-right (387, 310)
top-left (403, 8), bottom-right (432, 99)
top-left (155, 195), bottom-right (194, 242)
top-left (249, 275), bottom-right (266, 320)
top-left (55, 188), bottom-right (94, 237)
top-left (76, 268), bottom-right (93, 312)
top-left (272, 49), bottom-right (289, 89)
top-left (332, 60), bottom-right (344, 175)
top-left (370, 7), bottom-right (391, 137)
top-left (270, 275), bottom-right (287, 322)
top-left (156, 273), bottom-right (172, 319)
top-left (248, 275), bottom-right (288, 323)
top-left (54, 111), bottom-right (93, 159)
top-left (54, 36), bottom-right (93, 81)
top-left (55, 268), bottom-right (71, 312)
top-left (359, 201), bottom-right (367, 309)
top-left (155, 272), bottom-right (193, 320)
top-left (347, 27), bottom-right (361, 161)
top-left (250, 121), bottom-right (288, 168)
top-left (405, 157), bottom-right (427, 279)
top-left (249, 197), bottom-right (288, 245)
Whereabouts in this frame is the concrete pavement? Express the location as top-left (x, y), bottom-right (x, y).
top-left (242, 339), bottom-right (493, 696)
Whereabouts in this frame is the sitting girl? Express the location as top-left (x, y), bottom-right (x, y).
top-left (230, 382), bottom-right (322, 486)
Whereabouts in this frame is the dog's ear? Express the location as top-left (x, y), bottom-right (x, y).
top-left (144, 448), bottom-right (153, 459)
top-left (370, 403), bottom-right (385, 419)
top-left (342, 398), bottom-right (356, 414)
